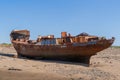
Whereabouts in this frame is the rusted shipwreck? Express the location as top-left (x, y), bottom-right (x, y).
top-left (10, 30), bottom-right (115, 64)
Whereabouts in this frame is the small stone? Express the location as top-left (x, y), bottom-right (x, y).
top-left (109, 61), bottom-right (112, 63)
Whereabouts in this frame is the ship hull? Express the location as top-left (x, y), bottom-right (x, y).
top-left (12, 39), bottom-right (114, 64)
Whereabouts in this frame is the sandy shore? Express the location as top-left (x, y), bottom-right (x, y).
top-left (0, 46), bottom-right (120, 80)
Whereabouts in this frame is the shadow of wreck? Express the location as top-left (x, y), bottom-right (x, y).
top-left (0, 52), bottom-right (89, 67)
top-left (0, 52), bottom-right (15, 58)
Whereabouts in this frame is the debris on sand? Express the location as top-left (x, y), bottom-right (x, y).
top-left (8, 67), bottom-right (22, 71)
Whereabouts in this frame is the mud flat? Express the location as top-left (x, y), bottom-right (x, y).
top-left (0, 45), bottom-right (120, 80)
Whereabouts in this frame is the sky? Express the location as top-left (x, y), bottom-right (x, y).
top-left (0, 0), bottom-right (120, 46)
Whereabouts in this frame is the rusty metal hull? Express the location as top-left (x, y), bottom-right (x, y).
top-left (10, 30), bottom-right (115, 64)
top-left (11, 39), bottom-right (114, 64)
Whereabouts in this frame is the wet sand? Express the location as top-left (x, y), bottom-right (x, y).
top-left (0, 46), bottom-right (120, 80)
